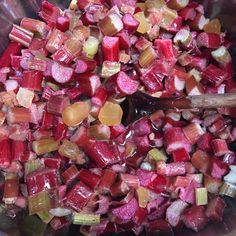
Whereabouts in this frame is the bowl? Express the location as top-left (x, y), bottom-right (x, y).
top-left (0, 0), bottom-right (236, 235)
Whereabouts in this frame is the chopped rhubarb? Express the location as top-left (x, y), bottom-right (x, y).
top-left (205, 197), bottom-right (226, 222)
top-left (182, 205), bottom-right (208, 232)
top-left (102, 36), bottom-right (119, 62)
top-left (65, 182), bottom-right (93, 212)
top-left (77, 169), bottom-right (101, 189)
top-left (26, 168), bottom-right (59, 195)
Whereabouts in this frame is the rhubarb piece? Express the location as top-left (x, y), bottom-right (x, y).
top-left (98, 101), bottom-right (123, 126)
top-left (157, 161), bottom-right (186, 176)
top-left (202, 64), bottom-right (226, 86)
top-left (105, 71), bottom-right (139, 96)
top-left (20, 18), bottom-right (47, 38)
top-left (136, 187), bottom-right (149, 208)
top-left (9, 24), bottom-right (34, 47)
top-left (0, 139), bottom-right (12, 169)
top-left (3, 174), bottom-right (19, 204)
top-left (51, 62), bottom-right (74, 84)
top-left (191, 150), bottom-right (210, 173)
top-left (11, 140), bottom-right (26, 161)
top-left (47, 95), bottom-right (70, 115)
top-left (58, 139), bottom-right (83, 162)
top-left (0, 42), bottom-right (22, 68)
top-left (164, 127), bottom-right (192, 154)
top-left (101, 61), bottom-right (121, 78)
top-left (179, 7), bottom-right (196, 21)
top-left (190, 13), bottom-right (209, 30)
top-left (65, 182), bottom-right (93, 212)
top-left (84, 141), bottom-right (121, 168)
top-left (211, 157), bottom-right (228, 179)
top-left (185, 76), bottom-right (203, 96)
top-left (75, 58), bottom-right (97, 74)
top-left (148, 148), bottom-right (167, 162)
top-left (122, 13), bottom-right (139, 34)
top-left (43, 158), bottom-right (61, 169)
top-left (166, 199), bottom-right (188, 227)
top-left (183, 123), bottom-right (204, 144)
top-left (112, 198), bottom-right (138, 220)
top-left (46, 29), bottom-right (64, 54)
top-left (138, 46), bottom-right (157, 68)
top-left (32, 138), bottom-right (60, 155)
top-left (172, 148), bottom-right (190, 162)
top-left (110, 180), bottom-right (130, 197)
top-left (220, 182), bottom-right (236, 198)
top-left (61, 165), bottom-right (79, 184)
top-left (77, 169), bottom-right (100, 189)
top-left (52, 46), bottom-right (74, 65)
top-left (26, 168), bottom-right (58, 196)
top-left (173, 27), bottom-right (192, 46)
top-left (102, 36), bottom-right (119, 62)
top-left (211, 139), bottom-right (229, 157)
top-left (146, 219), bottom-right (172, 234)
top-left (76, 73), bottom-right (101, 97)
top-left (39, 1), bottom-right (61, 24)
top-left (182, 205), bottom-right (208, 232)
top-left (16, 87), bottom-right (34, 109)
top-left (205, 197), bottom-right (226, 222)
top-left (204, 175), bottom-right (222, 194)
top-left (211, 46), bottom-right (231, 64)
top-left (56, 15), bottom-right (70, 32)
top-left (22, 71), bottom-right (43, 91)
top-left (88, 124), bottom-right (111, 140)
top-left (154, 39), bottom-right (176, 61)
top-left (120, 173), bottom-right (140, 189)
top-left (197, 132), bottom-right (213, 153)
top-left (24, 159), bottom-right (44, 177)
top-left (197, 32), bottom-right (222, 49)
top-left (83, 36), bottom-right (100, 58)
top-left (134, 12), bottom-right (151, 34)
top-left (195, 187), bottom-right (208, 206)
top-left (73, 213), bottom-right (100, 225)
top-left (28, 189), bottom-right (56, 215)
top-left (98, 169), bottom-right (117, 194)
top-left (204, 18), bottom-right (221, 34)
top-left (168, 0), bottom-right (189, 10)
top-left (98, 13), bottom-right (123, 36)
top-left (174, 176), bottom-right (192, 187)
top-left (62, 101), bottom-right (91, 127)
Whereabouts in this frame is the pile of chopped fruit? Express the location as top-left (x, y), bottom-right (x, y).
top-left (0, 0), bottom-right (236, 235)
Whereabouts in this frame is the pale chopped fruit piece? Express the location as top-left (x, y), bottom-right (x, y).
top-left (32, 138), bottom-right (60, 155)
top-left (98, 101), bottom-right (123, 126)
top-left (134, 12), bottom-right (151, 34)
top-left (16, 87), bottom-right (34, 108)
top-left (62, 101), bottom-right (90, 127)
top-left (137, 187), bottom-right (149, 208)
top-left (204, 19), bottom-right (221, 34)
top-left (58, 139), bottom-right (81, 160)
top-left (83, 36), bottom-right (99, 57)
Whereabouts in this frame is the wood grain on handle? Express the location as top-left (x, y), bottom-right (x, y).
top-left (171, 93), bottom-right (236, 109)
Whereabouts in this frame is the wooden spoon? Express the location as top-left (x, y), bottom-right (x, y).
top-left (122, 91), bottom-right (236, 125)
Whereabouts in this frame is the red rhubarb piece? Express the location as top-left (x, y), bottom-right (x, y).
top-left (112, 198), bottom-right (138, 220)
top-left (51, 62), bottom-right (74, 84)
top-left (164, 127), bottom-right (192, 154)
top-left (211, 139), bottom-right (229, 157)
top-left (61, 165), bottom-right (79, 184)
top-left (166, 199), bottom-right (188, 227)
top-left (182, 205), bottom-right (208, 232)
top-left (26, 168), bottom-right (59, 195)
top-left (102, 36), bottom-right (119, 62)
top-left (197, 32), bottom-right (222, 48)
top-left (206, 197), bottom-right (226, 223)
top-left (122, 13), bottom-right (140, 34)
top-left (172, 148), bottom-right (190, 162)
top-left (75, 58), bottom-right (97, 74)
top-left (77, 168), bottom-right (101, 189)
top-left (65, 181), bottom-right (93, 212)
top-left (84, 141), bottom-right (121, 168)
top-left (197, 132), bottom-right (214, 153)
top-left (0, 139), bottom-right (11, 169)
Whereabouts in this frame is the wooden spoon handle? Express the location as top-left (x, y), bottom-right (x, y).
top-left (166, 93), bottom-right (236, 109)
